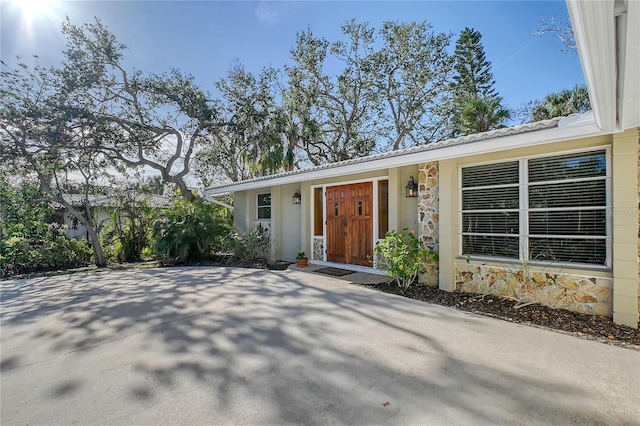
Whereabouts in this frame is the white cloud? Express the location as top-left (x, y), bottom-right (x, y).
top-left (255, 1), bottom-right (280, 25)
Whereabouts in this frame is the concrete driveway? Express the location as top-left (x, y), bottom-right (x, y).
top-left (1, 267), bottom-right (638, 425)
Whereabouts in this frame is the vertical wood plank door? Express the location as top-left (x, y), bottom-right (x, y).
top-left (347, 182), bottom-right (373, 266)
top-left (325, 185), bottom-right (347, 263)
top-left (325, 182), bottom-right (373, 266)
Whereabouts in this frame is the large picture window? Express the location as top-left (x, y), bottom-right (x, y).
top-left (460, 149), bottom-right (609, 267)
top-left (257, 193), bottom-right (271, 219)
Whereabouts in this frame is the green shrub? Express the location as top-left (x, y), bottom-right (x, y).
top-left (1, 236), bottom-right (34, 275)
top-left (374, 229), bottom-right (438, 291)
top-left (0, 224), bottom-right (92, 277)
top-left (1, 181), bottom-right (93, 276)
top-left (150, 197), bottom-right (231, 264)
top-left (100, 198), bottom-right (153, 263)
top-left (230, 226), bottom-right (270, 262)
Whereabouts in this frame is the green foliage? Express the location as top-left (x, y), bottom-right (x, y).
top-left (531, 85), bottom-right (590, 121)
top-left (0, 180), bottom-right (51, 237)
top-left (450, 28), bottom-right (508, 136)
top-left (150, 197), bottom-right (231, 264)
top-left (286, 20), bottom-right (455, 163)
top-left (286, 22), bottom-right (378, 165)
top-left (1, 227), bottom-right (93, 277)
top-left (1, 53), bottom-right (110, 267)
top-left (371, 21), bottom-right (454, 150)
top-left (196, 64), bottom-right (292, 183)
top-left (100, 193), bottom-right (154, 263)
top-left (230, 226), bottom-right (271, 262)
top-left (458, 96), bottom-right (511, 135)
top-left (451, 27), bottom-right (497, 101)
top-left (374, 229), bottom-right (438, 291)
top-left (0, 181), bottom-right (92, 276)
top-left (297, 251), bottom-right (307, 260)
top-left (57, 18), bottom-right (218, 201)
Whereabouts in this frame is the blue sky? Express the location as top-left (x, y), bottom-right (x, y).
top-left (1, 0), bottom-right (584, 118)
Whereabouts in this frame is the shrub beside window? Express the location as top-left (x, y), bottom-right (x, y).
top-left (374, 229), bottom-right (438, 291)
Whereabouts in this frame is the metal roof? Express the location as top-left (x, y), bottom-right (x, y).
top-left (60, 191), bottom-right (171, 208)
top-left (204, 116), bottom-right (567, 193)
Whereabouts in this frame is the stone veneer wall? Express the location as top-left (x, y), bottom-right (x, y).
top-left (418, 162), bottom-right (439, 286)
top-left (456, 262), bottom-right (613, 317)
top-left (312, 238), bottom-right (324, 261)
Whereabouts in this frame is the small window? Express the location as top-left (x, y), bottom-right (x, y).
top-left (378, 180), bottom-right (389, 238)
top-left (257, 193), bottom-right (271, 219)
top-left (314, 188), bottom-right (323, 236)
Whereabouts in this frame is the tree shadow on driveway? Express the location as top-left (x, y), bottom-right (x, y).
top-left (1, 267), bottom-right (638, 425)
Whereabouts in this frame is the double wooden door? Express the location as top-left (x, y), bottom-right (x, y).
top-left (325, 182), bottom-right (373, 266)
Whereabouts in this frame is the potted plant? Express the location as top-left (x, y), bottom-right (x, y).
top-left (296, 251), bottom-right (309, 267)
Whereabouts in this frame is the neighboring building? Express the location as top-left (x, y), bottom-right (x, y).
top-left (203, 1), bottom-right (639, 328)
top-left (57, 192), bottom-right (171, 241)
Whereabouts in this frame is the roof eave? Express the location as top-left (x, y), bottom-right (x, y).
top-left (568, 0), bottom-right (640, 131)
top-left (617, 0), bottom-right (640, 129)
top-left (567, 0), bottom-right (618, 132)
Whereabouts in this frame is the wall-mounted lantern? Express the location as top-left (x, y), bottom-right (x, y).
top-left (405, 176), bottom-right (418, 198)
top-left (293, 189), bottom-right (302, 204)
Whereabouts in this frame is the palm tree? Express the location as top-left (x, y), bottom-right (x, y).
top-left (458, 96), bottom-right (511, 135)
top-left (532, 85), bottom-right (590, 121)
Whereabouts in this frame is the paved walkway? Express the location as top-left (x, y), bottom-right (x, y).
top-left (1, 267), bottom-right (638, 425)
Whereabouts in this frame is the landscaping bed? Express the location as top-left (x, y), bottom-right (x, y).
top-left (183, 257), bottom-right (291, 270)
top-left (356, 281), bottom-right (640, 350)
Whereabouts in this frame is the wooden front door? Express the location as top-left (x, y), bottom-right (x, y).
top-left (325, 182), bottom-right (373, 266)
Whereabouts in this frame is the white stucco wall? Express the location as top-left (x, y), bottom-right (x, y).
top-left (276, 183), bottom-right (302, 262)
top-left (232, 166), bottom-right (420, 263)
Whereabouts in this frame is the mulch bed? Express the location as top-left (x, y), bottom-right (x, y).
top-left (357, 281), bottom-right (640, 350)
top-left (183, 258), bottom-right (292, 271)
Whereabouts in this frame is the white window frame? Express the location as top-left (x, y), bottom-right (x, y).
top-left (458, 146), bottom-right (612, 269)
top-left (256, 192), bottom-right (271, 221)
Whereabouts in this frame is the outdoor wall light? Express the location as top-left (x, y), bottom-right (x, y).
top-left (405, 176), bottom-right (418, 198)
top-left (293, 190), bottom-right (302, 204)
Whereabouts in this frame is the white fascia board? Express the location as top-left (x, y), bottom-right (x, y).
top-left (205, 117), bottom-right (603, 195)
top-left (567, 0), bottom-right (617, 132)
top-left (619, 0), bottom-right (640, 129)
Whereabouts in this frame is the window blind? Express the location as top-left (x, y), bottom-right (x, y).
top-left (460, 149), bottom-right (609, 266)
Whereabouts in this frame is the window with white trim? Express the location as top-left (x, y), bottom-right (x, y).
top-left (460, 149), bottom-right (609, 267)
top-left (257, 193), bottom-right (271, 219)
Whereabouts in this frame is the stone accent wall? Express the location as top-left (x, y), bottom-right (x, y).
top-left (312, 238), bottom-right (324, 261)
top-left (456, 262), bottom-right (613, 317)
top-left (418, 162), bottom-right (439, 286)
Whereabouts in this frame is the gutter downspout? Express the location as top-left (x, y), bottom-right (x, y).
top-left (207, 197), bottom-right (234, 211)
top-left (614, 0), bottom-right (628, 132)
